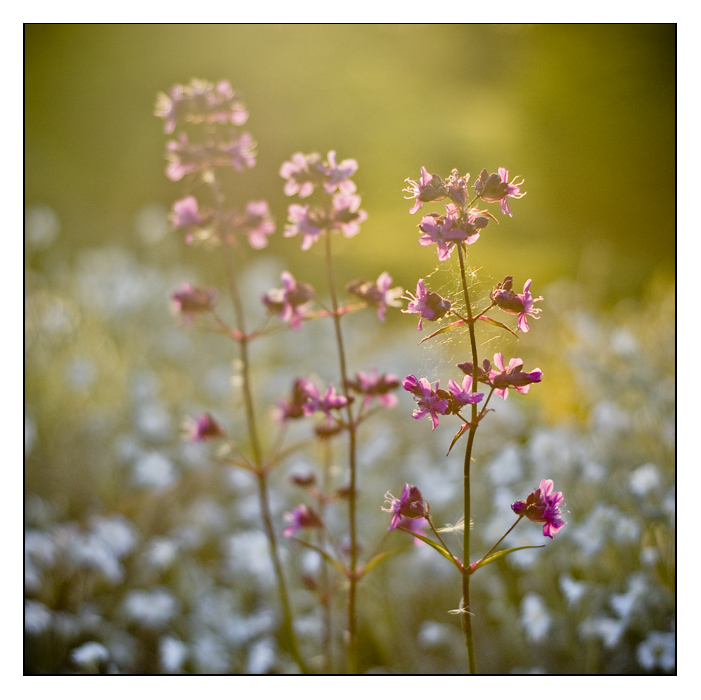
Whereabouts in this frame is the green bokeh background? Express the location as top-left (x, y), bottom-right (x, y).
top-left (25, 24), bottom-right (675, 304)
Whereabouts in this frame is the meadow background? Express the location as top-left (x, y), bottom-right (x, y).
top-left (24, 24), bottom-right (675, 674)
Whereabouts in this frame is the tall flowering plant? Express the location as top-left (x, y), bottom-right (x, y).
top-left (158, 80), bottom-right (404, 673)
top-left (385, 166), bottom-right (566, 673)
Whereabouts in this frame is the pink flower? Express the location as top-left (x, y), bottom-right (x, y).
top-left (490, 277), bottom-right (543, 332)
top-left (187, 413), bottom-right (226, 442)
top-left (474, 167), bottom-right (525, 217)
top-left (347, 272), bottom-right (403, 321)
top-left (329, 193), bottom-right (367, 238)
top-left (279, 152), bottom-right (327, 198)
top-left (403, 167), bottom-right (447, 214)
top-left (402, 279), bottom-right (451, 330)
top-left (446, 375), bottom-right (484, 412)
top-left (348, 369), bottom-right (400, 409)
top-left (323, 150), bottom-right (358, 195)
top-left (262, 271), bottom-right (315, 330)
top-left (487, 353), bottom-right (542, 400)
top-left (302, 381), bottom-right (349, 420)
top-left (171, 283), bottom-right (216, 323)
top-left (283, 204), bottom-right (324, 250)
top-left (418, 204), bottom-right (486, 261)
top-left (403, 375), bottom-right (450, 430)
top-left (283, 504), bottom-right (323, 538)
top-left (382, 484), bottom-right (428, 530)
top-left (511, 479), bottom-right (566, 539)
top-left (238, 200), bottom-right (275, 249)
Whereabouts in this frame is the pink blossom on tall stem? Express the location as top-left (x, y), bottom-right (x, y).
top-left (279, 152), bottom-right (327, 198)
top-left (348, 369), bottom-right (400, 409)
top-left (329, 193), bottom-right (367, 238)
top-left (302, 381), bottom-right (350, 420)
top-left (402, 279), bottom-right (452, 330)
top-left (261, 271), bottom-right (315, 330)
top-left (403, 167), bottom-right (447, 214)
top-left (187, 412), bottom-right (226, 442)
top-left (283, 504), bottom-right (324, 537)
top-left (490, 277), bottom-right (543, 332)
top-left (403, 375), bottom-right (450, 430)
top-left (323, 150), bottom-right (358, 195)
top-left (171, 283), bottom-right (216, 323)
top-left (238, 200), bottom-right (275, 249)
top-left (283, 204), bottom-right (324, 250)
top-left (473, 167), bottom-right (525, 217)
top-left (382, 484), bottom-right (428, 530)
top-left (418, 204), bottom-right (485, 261)
top-left (346, 272), bottom-right (403, 321)
top-left (511, 479), bottom-right (566, 539)
top-left (487, 353), bottom-right (542, 399)
top-left (446, 375), bottom-right (484, 412)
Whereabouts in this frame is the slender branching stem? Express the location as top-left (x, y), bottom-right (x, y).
top-left (324, 232), bottom-right (359, 674)
top-left (218, 203), bottom-right (307, 674)
top-left (457, 242), bottom-right (479, 674)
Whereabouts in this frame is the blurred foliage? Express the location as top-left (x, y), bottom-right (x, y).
top-left (25, 24), bottom-right (674, 304)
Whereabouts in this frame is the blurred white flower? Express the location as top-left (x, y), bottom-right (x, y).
top-left (90, 515), bottom-right (138, 559)
top-left (132, 451), bottom-right (176, 491)
top-left (24, 599), bottom-right (52, 634)
top-left (636, 631), bottom-right (675, 672)
top-left (246, 637), bottom-right (276, 674)
top-left (579, 616), bottom-right (625, 648)
top-left (520, 593), bottom-right (551, 643)
top-left (123, 588), bottom-right (178, 628)
top-left (69, 532), bottom-right (124, 585)
top-left (487, 444), bottom-right (521, 485)
top-left (135, 203), bottom-right (169, 245)
top-left (135, 402), bottom-right (172, 441)
top-left (610, 574), bottom-right (647, 619)
top-left (629, 463), bottom-right (661, 497)
top-left (160, 636), bottom-right (188, 673)
top-left (71, 641), bottom-right (109, 672)
top-left (559, 574), bottom-right (588, 605)
top-left (143, 537), bottom-right (179, 572)
top-left (26, 204), bottom-right (61, 249)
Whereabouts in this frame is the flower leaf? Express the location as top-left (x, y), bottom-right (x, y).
top-left (419, 319), bottom-right (465, 344)
top-left (360, 547), bottom-right (406, 577)
top-left (291, 538), bottom-right (346, 574)
top-left (477, 315), bottom-right (518, 338)
top-left (398, 529), bottom-right (459, 568)
top-left (446, 423), bottom-right (470, 456)
top-left (470, 545), bottom-right (545, 573)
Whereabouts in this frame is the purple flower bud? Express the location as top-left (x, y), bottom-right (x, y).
top-left (402, 279), bottom-right (452, 331)
top-left (474, 168), bottom-right (525, 217)
top-left (490, 277), bottom-right (543, 332)
top-left (262, 271), bottom-right (315, 330)
top-left (283, 504), bottom-right (323, 537)
top-left (511, 479), bottom-right (566, 539)
top-left (347, 272), bottom-right (403, 322)
top-left (171, 283), bottom-right (216, 324)
top-left (187, 413), bottom-right (226, 442)
top-left (403, 167), bottom-right (447, 214)
top-left (382, 484), bottom-right (429, 530)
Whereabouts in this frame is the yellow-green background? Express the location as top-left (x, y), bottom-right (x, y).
top-left (26, 24), bottom-right (675, 304)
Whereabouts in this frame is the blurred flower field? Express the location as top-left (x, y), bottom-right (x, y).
top-left (24, 203), bottom-right (674, 673)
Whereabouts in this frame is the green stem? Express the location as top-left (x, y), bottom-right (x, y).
top-left (457, 242), bottom-right (479, 674)
top-left (480, 516), bottom-right (524, 563)
top-left (222, 242), bottom-right (308, 674)
top-left (324, 232), bottom-right (359, 674)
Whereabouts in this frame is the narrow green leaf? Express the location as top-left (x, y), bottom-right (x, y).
top-left (291, 538), bottom-right (346, 574)
top-left (398, 530), bottom-right (458, 567)
top-left (477, 315), bottom-right (518, 338)
top-left (360, 547), bottom-right (405, 577)
top-left (470, 545), bottom-right (545, 573)
top-left (446, 423), bottom-right (470, 456)
top-left (419, 319), bottom-right (465, 344)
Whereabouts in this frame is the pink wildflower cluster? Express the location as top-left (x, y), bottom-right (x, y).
top-left (280, 151), bottom-right (368, 250)
top-left (511, 479), bottom-right (567, 539)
